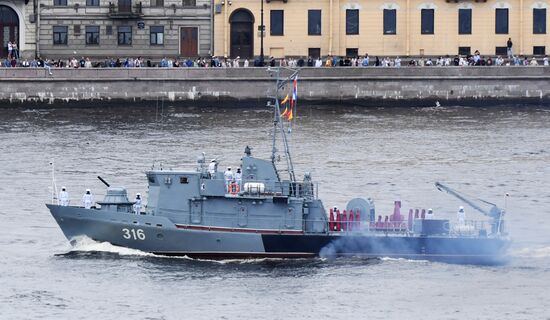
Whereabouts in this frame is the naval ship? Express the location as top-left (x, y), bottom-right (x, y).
top-left (47, 68), bottom-right (510, 264)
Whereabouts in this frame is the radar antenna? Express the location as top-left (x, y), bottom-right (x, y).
top-left (268, 67), bottom-right (299, 183)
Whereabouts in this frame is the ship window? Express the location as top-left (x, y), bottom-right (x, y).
top-left (180, 176), bottom-right (189, 184)
top-left (148, 176), bottom-right (156, 183)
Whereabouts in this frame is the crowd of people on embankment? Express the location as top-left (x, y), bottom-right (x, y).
top-left (2, 53), bottom-right (550, 69)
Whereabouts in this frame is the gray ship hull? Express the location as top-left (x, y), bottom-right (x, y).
top-left (47, 205), bottom-right (510, 264)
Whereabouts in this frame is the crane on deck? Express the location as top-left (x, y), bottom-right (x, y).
top-left (435, 182), bottom-right (506, 235)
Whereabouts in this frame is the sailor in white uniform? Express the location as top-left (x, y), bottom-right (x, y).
top-left (133, 193), bottom-right (142, 215)
top-left (426, 208), bottom-right (435, 219)
top-left (224, 167), bottom-right (233, 189)
top-left (59, 186), bottom-right (69, 206)
top-left (234, 168), bottom-right (242, 187)
top-left (208, 159), bottom-right (218, 178)
top-left (82, 189), bottom-right (93, 209)
top-left (457, 206), bottom-right (466, 225)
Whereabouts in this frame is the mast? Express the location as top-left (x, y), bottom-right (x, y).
top-left (269, 67), bottom-right (299, 183)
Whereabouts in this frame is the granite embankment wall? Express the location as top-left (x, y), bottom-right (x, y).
top-left (1, 67), bottom-right (550, 107)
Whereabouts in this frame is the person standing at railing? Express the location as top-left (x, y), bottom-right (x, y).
top-left (208, 159), bottom-right (218, 179)
top-left (507, 38), bottom-right (513, 59)
top-left (7, 41), bottom-right (13, 59)
top-left (426, 208), bottom-right (434, 219)
top-left (133, 193), bottom-right (142, 215)
top-left (457, 206), bottom-right (466, 225)
top-left (82, 189), bottom-right (93, 209)
top-left (59, 186), bottom-right (69, 206)
top-left (224, 167), bottom-right (233, 190)
top-left (234, 168), bottom-right (242, 188)
top-left (12, 42), bottom-right (19, 59)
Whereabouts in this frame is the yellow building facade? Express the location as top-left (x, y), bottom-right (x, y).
top-left (213, 0), bottom-right (550, 58)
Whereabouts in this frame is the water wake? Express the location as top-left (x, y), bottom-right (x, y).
top-left (63, 236), bottom-right (289, 264)
top-left (65, 236), bottom-right (155, 257)
top-left (379, 257), bottom-right (428, 263)
top-left (511, 246), bottom-right (550, 258)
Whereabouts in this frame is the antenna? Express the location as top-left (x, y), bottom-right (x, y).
top-left (268, 67), bottom-right (300, 182)
top-left (50, 159), bottom-right (58, 205)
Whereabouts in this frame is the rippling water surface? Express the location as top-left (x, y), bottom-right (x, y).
top-left (1, 104), bottom-right (549, 319)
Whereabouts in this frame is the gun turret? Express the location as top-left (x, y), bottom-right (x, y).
top-left (97, 176), bottom-right (110, 187)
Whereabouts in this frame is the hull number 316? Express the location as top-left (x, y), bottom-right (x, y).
top-left (122, 228), bottom-right (146, 240)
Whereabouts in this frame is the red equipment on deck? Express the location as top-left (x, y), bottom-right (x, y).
top-left (341, 210), bottom-right (348, 231)
top-left (329, 208), bottom-right (335, 231)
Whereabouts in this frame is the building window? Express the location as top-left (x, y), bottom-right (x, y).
top-left (534, 46), bottom-right (546, 55)
top-left (86, 0), bottom-right (99, 6)
top-left (346, 48), bottom-right (358, 57)
top-left (86, 26), bottom-right (100, 45)
top-left (182, 0), bottom-right (195, 7)
top-left (533, 8), bottom-right (546, 34)
top-left (421, 9), bottom-right (434, 34)
top-left (118, 26), bottom-right (132, 45)
top-left (308, 48), bottom-right (320, 58)
top-left (151, 0), bottom-right (163, 7)
top-left (383, 9), bottom-right (396, 34)
top-left (53, 0), bottom-right (67, 6)
top-left (458, 8), bottom-right (471, 34)
top-left (53, 26), bottom-right (68, 45)
top-left (308, 10), bottom-right (322, 35)
top-left (458, 46), bottom-right (471, 55)
top-left (495, 46), bottom-right (507, 55)
top-left (346, 9), bottom-right (359, 35)
top-left (150, 26), bottom-right (164, 45)
top-left (495, 8), bottom-right (509, 34)
top-left (270, 10), bottom-right (284, 36)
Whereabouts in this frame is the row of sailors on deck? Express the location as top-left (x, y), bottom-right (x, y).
top-left (224, 167), bottom-right (242, 187)
top-left (58, 187), bottom-right (142, 214)
top-left (59, 187), bottom-right (94, 208)
top-left (207, 160), bottom-right (242, 186)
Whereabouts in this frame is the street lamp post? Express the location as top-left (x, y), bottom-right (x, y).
top-left (259, 0), bottom-right (265, 66)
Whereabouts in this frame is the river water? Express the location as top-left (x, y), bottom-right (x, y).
top-left (0, 104), bottom-right (549, 319)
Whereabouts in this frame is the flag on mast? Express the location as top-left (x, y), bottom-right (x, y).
top-left (291, 76), bottom-right (298, 108)
top-left (281, 94), bottom-right (289, 105)
top-left (281, 106), bottom-right (288, 118)
top-left (280, 94), bottom-right (290, 118)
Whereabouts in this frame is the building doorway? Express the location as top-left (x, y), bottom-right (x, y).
top-left (230, 9), bottom-right (254, 59)
top-left (0, 5), bottom-right (19, 58)
top-left (180, 27), bottom-right (198, 57)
